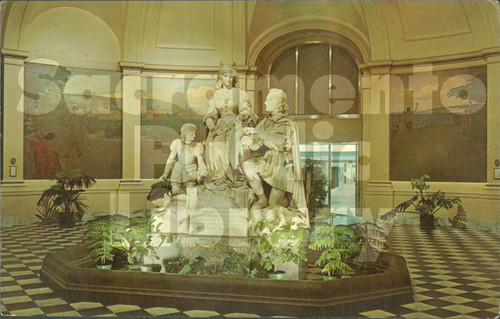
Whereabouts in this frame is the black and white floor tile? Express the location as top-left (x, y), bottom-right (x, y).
top-left (1, 223), bottom-right (499, 317)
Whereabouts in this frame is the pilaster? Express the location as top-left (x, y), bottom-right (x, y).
top-left (117, 62), bottom-right (144, 213)
top-left (486, 54), bottom-right (500, 185)
top-left (361, 66), bottom-right (394, 213)
top-left (2, 49), bottom-right (28, 183)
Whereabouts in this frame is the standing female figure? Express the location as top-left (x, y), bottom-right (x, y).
top-left (204, 65), bottom-right (257, 187)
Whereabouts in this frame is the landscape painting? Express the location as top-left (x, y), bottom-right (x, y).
top-left (141, 76), bottom-right (215, 179)
top-left (389, 66), bottom-right (487, 182)
top-left (24, 62), bottom-right (122, 179)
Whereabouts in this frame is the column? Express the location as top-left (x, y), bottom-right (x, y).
top-left (2, 49), bottom-right (28, 183)
top-left (362, 65), bottom-right (394, 214)
top-left (118, 62), bottom-right (144, 214)
top-left (486, 54), bottom-right (500, 185)
top-left (481, 54), bottom-right (500, 222)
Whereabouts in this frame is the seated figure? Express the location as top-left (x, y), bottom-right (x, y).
top-left (241, 88), bottom-right (309, 227)
top-left (160, 123), bottom-right (208, 196)
top-left (204, 65), bottom-right (258, 188)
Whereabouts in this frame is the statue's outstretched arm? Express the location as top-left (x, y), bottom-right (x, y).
top-left (160, 140), bottom-right (179, 180)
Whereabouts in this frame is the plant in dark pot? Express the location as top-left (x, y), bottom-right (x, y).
top-left (38, 169), bottom-right (96, 228)
top-left (252, 220), bottom-right (308, 280)
top-left (83, 214), bottom-right (128, 270)
top-left (381, 175), bottom-right (462, 230)
top-left (309, 223), bottom-right (361, 280)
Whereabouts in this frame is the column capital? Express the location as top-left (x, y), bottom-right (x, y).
top-left (119, 61), bottom-right (145, 73)
top-left (486, 54), bottom-right (500, 64)
top-left (2, 48), bottom-right (29, 59)
top-left (360, 60), bottom-right (392, 75)
top-left (2, 49), bottom-right (29, 66)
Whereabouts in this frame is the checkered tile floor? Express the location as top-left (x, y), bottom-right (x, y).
top-left (1, 223), bottom-right (499, 317)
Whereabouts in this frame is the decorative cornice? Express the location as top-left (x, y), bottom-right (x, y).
top-left (1, 48), bottom-right (29, 59)
top-left (361, 47), bottom-right (499, 72)
top-left (119, 61), bottom-right (253, 73)
top-left (119, 61), bottom-right (145, 71)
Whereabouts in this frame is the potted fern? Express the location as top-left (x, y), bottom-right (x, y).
top-left (83, 214), bottom-right (128, 270)
top-left (38, 169), bottom-right (96, 228)
top-left (252, 220), bottom-right (308, 280)
top-left (309, 224), bottom-right (361, 280)
top-left (382, 175), bottom-right (462, 230)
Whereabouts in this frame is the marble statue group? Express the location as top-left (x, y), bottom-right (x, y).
top-left (157, 65), bottom-right (309, 231)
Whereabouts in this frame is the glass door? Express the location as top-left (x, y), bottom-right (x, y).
top-left (300, 143), bottom-right (358, 225)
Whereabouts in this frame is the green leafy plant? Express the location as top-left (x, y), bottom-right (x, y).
top-left (164, 257), bottom-right (190, 273)
top-left (309, 224), bottom-right (361, 278)
top-left (164, 256), bottom-right (204, 274)
top-left (245, 268), bottom-right (258, 278)
top-left (83, 214), bottom-right (128, 266)
top-left (223, 251), bottom-right (248, 271)
top-left (38, 169), bottom-right (96, 225)
top-left (252, 220), bottom-right (308, 273)
top-left (119, 210), bottom-right (167, 265)
top-left (35, 197), bottom-right (58, 224)
top-left (83, 211), bottom-right (170, 268)
top-left (303, 159), bottom-right (328, 218)
top-left (382, 175), bottom-right (462, 219)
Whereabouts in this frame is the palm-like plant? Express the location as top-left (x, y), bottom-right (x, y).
top-left (384, 175), bottom-right (461, 218)
top-left (309, 224), bottom-right (361, 278)
top-left (37, 169), bottom-right (96, 226)
top-left (35, 197), bottom-right (58, 224)
top-left (381, 175), bottom-right (461, 230)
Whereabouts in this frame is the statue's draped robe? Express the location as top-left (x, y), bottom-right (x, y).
top-left (253, 113), bottom-right (309, 226)
top-left (204, 88), bottom-right (255, 186)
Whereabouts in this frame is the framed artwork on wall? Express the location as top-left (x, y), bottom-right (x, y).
top-left (23, 62), bottom-right (123, 179)
top-left (389, 66), bottom-right (487, 182)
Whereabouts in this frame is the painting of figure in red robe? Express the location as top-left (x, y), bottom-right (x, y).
top-left (24, 62), bottom-right (122, 179)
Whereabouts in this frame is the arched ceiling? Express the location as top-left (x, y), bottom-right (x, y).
top-left (20, 6), bottom-right (121, 64)
top-left (2, 1), bottom-right (498, 67)
top-left (3, 1), bottom-right (125, 52)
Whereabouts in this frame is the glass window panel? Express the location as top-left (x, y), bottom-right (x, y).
top-left (331, 47), bottom-right (359, 114)
top-left (298, 44), bottom-right (330, 115)
top-left (270, 47), bottom-right (296, 115)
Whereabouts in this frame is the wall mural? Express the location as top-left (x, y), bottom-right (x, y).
top-left (24, 63), bottom-right (122, 179)
top-left (141, 76), bottom-right (215, 179)
top-left (389, 66), bottom-right (487, 182)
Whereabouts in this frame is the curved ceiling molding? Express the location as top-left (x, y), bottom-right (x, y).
top-left (2, 1), bottom-right (28, 50)
top-left (248, 17), bottom-right (370, 72)
top-left (19, 6), bottom-right (121, 64)
top-left (396, 1), bottom-right (471, 42)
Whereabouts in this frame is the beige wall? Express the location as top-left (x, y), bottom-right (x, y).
top-left (1, 1), bottom-right (499, 226)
